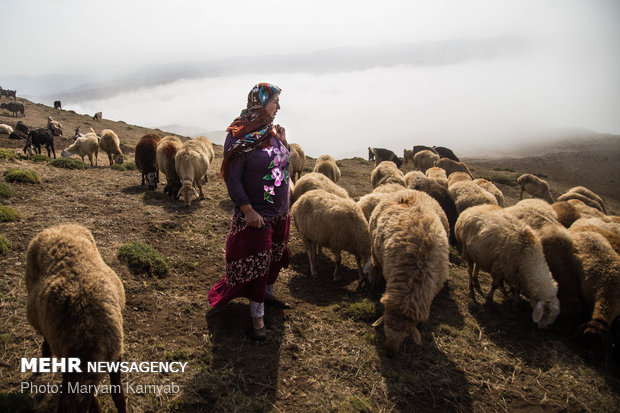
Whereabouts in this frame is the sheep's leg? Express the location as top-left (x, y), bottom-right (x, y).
top-left (511, 287), bottom-right (521, 310)
top-left (141, 173), bottom-right (146, 186)
top-left (472, 264), bottom-right (484, 296)
top-left (332, 250), bottom-right (341, 281)
top-left (467, 263), bottom-right (476, 299)
top-left (354, 254), bottom-right (363, 282)
top-left (484, 276), bottom-right (502, 308)
top-left (198, 184), bottom-right (205, 200)
top-left (41, 338), bottom-right (51, 357)
top-left (306, 240), bottom-right (317, 276)
top-left (411, 325), bottom-right (422, 346)
top-left (109, 367), bottom-right (127, 413)
top-left (519, 187), bottom-right (524, 199)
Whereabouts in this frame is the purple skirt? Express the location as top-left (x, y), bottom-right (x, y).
top-left (208, 210), bottom-right (290, 306)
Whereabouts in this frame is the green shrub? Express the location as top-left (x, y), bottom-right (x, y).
top-left (117, 241), bottom-right (170, 277)
top-left (0, 206), bottom-right (20, 222)
top-left (0, 235), bottom-right (11, 254)
top-left (3, 168), bottom-right (41, 184)
top-left (341, 299), bottom-right (381, 323)
top-left (490, 174), bottom-right (519, 186)
top-left (0, 183), bottom-right (16, 199)
top-left (49, 158), bottom-right (89, 170)
top-left (30, 154), bottom-right (50, 162)
top-left (492, 166), bottom-right (515, 172)
top-left (141, 191), bottom-right (166, 201)
top-left (111, 161), bottom-right (136, 171)
top-left (0, 149), bottom-right (17, 160)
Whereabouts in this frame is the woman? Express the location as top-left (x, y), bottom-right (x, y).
top-left (208, 83), bottom-right (291, 341)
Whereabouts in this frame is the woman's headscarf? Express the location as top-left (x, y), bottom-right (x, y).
top-left (219, 83), bottom-right (282, 179)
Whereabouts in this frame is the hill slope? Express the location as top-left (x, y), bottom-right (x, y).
top-left (0, 99), bottom-right (619, 412)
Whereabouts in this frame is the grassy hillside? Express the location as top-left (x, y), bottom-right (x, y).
top-left (0, 98), bottom-right (619, 412)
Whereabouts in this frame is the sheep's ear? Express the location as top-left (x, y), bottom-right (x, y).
top-left (532, 301), bottom-right (544, 323)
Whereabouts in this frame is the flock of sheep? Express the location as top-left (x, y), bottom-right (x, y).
top-left (2, 117), bottom-right (619, 410)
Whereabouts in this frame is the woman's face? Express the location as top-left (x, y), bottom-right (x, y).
top-left (265, 95), bottom-right (280, 119)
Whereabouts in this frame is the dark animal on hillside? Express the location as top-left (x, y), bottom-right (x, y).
top-left (1, 89), bottom-right (17, 100)
top-left (413, 145), bottom-right (436, 155)
top-left (54, 100), bottom-right (62, 110)
top-left (410, 175), bottom-right (459, 246)
top-left (433, 146), bottom-right (460, 162)
top-left (93, 112), bottom-right (102, 121)
top-left (25, 128), bottom-right (56, 158)
top-left (9, 121), bottom-right (30, 140)
top-left (1, 102), bottom-right (24, 116)
top-left (368, 147), bottom-right (402, 168)
top-left (135, 134), bottom-right (161, 190)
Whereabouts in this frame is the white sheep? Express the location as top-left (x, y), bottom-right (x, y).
top-left (47, 116), bottom-right (63, 136)
top-left (434, 158), bottom-right (474, 179)
top-left (455, 204), bottom-right (560, 328)
top-left (313, 154), bottom-right (341, 183)
top-left (193, 136), bottom-right (215, 181)
top-left (156, 136), bottom-right (184, 198)
top-left (425, 166), bottom-right (448, 187)
top-left (558, 192), bottom-right (605, 214)
top-left (370, 161), bottom-right (406, 188)
top-left (369, 190), bottom-right (449, 355)
top-left (413, 149), bottom-right (440, 172)
top-left (404, 170), bottom-right (425, 188)
top-left (175, 139), bottom-right (210, 206)
top-left (289, 143), bottom-right (305, 183)
top-left (473, 178), bottom-right (504, 207)
top-left (291, 189), bottom-right (370, 281)
top-left (565, 199), bottom-right (606, 219)
top-left (517, 173), bottom-right (553, 203)
top-left (447, 171), bottom-right (472, 187)
top-left (0, 123), bottom-right (13, 135)
top-left (448, 180), bottom-right (498, 214)
top-left (99, 129), bottom-right (124, 165)
top-left (25, 224), bottom-right (126, 412)
top-left (61, 133), bottom-right (99, 167)
top-left (564, 186), bottom-right (607, 214)
top-left (290, 172), bottom-right (349, 204)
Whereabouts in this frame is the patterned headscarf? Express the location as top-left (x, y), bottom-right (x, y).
top-left (220, 83), bottom-right (282, 179)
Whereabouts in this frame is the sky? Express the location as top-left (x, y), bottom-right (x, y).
top-left (1, 0), bottom-right (619, 158)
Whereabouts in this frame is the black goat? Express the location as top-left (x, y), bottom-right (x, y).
top-left (54, 100), bottom-right (62, 110)
top-left (368, 147), bottom-right (402, 168)
top-left (433, 146), bottom-right (460, 162)
top-left (413, 145), bottom-right (437, 155)
top-left (1, 102), bottom-right (24, 116)
top-left (25, 128), bottom-right (56, 158)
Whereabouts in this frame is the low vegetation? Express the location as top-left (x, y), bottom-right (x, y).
top-left (0, 183), bottom-right (16, 199)
top-left (0, 235), bottom-right (11, 254)
top-left (490, 173), bottom-right (519, 186)
top-left (111, 161), bottom-right (137, 171)
top-left (0, 206), bottom-right (20, 222)
top-left (3, 168), bottom-right (41, 184)
top-left (0, 149), bottom-right (17, 160)
top-left (117, 241), bottom-right (170, 278)
top-left (49, 158), bottom-right (89, 170)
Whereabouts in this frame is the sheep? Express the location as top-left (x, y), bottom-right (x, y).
top-left (175, 139), bottom-right (210, 206)
top-left (47, 116), bottom-right (63, 137)
top-left (552, 201), bottom-right (582, 228)
top-left (558, 192), bottom-right (605, 214)
top-left (135, 134), bottom-right (161, 189)
top-left (289, 143), bottom-right (305, 183)
top-left (99, 129), bottom-right (124, 166)
top-left (413, 149), bottom-right (440, 173)
top-left (369, 190), bottom-right (449, 355)
top-left (291, 189), bottom-right (370, 281)
top-left (372, 182), bottom-right (408, 194)
top-left (9, 121), bottom-right (29, 140)
top-left (1, 101), bottom-right (24, 116)
top-left (569, 220), bottom-right (620, 255)
top-left (53, 100), bottom-right (62, 110)
top-left (313, 154), bottom-right (341, 183)
top-left (425, 166), bottom-right (448, 187)
top-left (370, 161), bottom-right (406, 188)
top-left (447, 171), bottom-right (472, 187)
top-left (434, 158), bottom-right (474, 179)
top-left (25, 224), bottom-right (126, 413)
top-left (505, 199), bottom-right (586, 329)
top-left (473, 178), bottom-right (504, 207)
top-left (192, 136), bottom-right (215, 184)
top-left (448, 180), bottom-right (498, 214)
top-left (24, 128), bottom-right (56, 158)
top-left (358, 192), bottom-right (387, 222)
top-left (290, 172), bottom-right (349, 205)
top-left (569, 230), bottom-right (620, 358)
top-left (156, 136), bottom-right (183, 198)
top-left (61, 133), bottom-right (99, 167)
top-left (433, 146), bottom-right (460, 162)
top-left (413, 145), bottom-right (436, 154)
top-left (368, 147), bottom-right (402, 168)
top-left (1, 89), bottom-right (17, 100)
top-left (571, 217), bottom-right (620, 237)
top-left (564, 186), bottom-right (607, 214)
top-left (403, 170), bottom-right (425, 187)
top-left (455, 204), bottom-right (560, 328)
top-left (410, 175), bottom-right (459, 245)
top-left (0, 124), bottom-right (13, 135)
top-left (403, 149), bottom-right (414, 165)
top-left (93, 111), bottom-right (102, 120)
top-left (517, 173), bottom-right (553, 203)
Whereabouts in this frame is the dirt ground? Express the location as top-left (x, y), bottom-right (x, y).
top-left (0, 99), bottom-right (619, 412)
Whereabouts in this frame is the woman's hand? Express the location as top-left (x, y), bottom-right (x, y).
top-left (240, 204), bottom-right (265, 228)
top-left (274, 125), bottom-right (289, 148)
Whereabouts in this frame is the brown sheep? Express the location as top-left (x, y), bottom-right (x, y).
top-left (99, 129), bottom-right (124, 165)
top-left (289, 143), bottom-right (305, 183)
top-left (517, 173), bottom-right (553, 203)
top-left (434, 158), bottom-right (474, 179)
top-left (552, 201), bottom-right (582, 228)
top-left (413, 149), bottom-right (440, 173)
top-left (135, 133), bottom-right (161, 189)
top-left (313, 154), bottom-right (341, 183)
top-left (156, 136), bottom-right (183, 198)
top-left (370, 161), bottom-right (406, 188)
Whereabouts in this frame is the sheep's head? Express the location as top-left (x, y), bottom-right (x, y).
top-left (145, 172), bottom-right (157, 190)
top-left (60, 150), bottom-right (72, 158)
top-left (532, 297), bottom-right (560, 328)
top-left (382, 310), bottom-right (418, 357)
top-left (114, 154), bottom-right (124, 164)
top-left (178, 184), bottom-right (199, 207)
